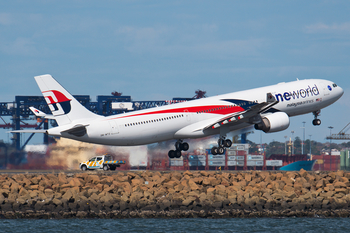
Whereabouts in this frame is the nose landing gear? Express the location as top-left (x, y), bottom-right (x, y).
top-left (312, 110), bottom-right (321, 126)
top-left (211, 137), bottom-right (232, 155)
top-left (168, 140), bottom-right (189, 158)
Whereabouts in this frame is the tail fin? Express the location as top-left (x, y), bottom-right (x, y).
top-left (35, 74), bottom-right (99, 125)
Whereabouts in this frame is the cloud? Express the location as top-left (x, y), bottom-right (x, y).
top-left (0, 13), bottom-right (12, 25)
top-left (304, 22), bottom-right (350, 34)
top-left (1, 37), bottom-right (38, 56)
top-left (192, 39), bottom-right (264, 57)
top-left (116, 25), bottom-right (265, 58)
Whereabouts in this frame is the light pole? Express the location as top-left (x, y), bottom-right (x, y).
top-left (291, 130), bottom-right (295, 156)
top-left (284, 136), bottom-right (287, 155)
top-left (302, 121), bottom-right (306, 154)
top-left (328, 126), bottom-right (333, 170)
top-left (309, 135), bottom-right (312, 156)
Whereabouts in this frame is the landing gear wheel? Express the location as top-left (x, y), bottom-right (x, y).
top-left (168, 150), bottom-right (176, 158)
top-left (218, 147), bottom-right (225, 155)
top-left (175, 150), bottom-right (182, 158)
top-left (224, 139), bottom-right (232, 148)
top-left (168, 149), bottom-right (182, 158)
top-left (312, 119), bottom-right (321, 126)
top-left (103, 165), bottom-right (109, 171)
top-left (180, 142), bottom-right (189, 151)
top-left (211, 147), bottom-right (218, 155)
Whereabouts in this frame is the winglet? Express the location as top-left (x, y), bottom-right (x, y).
top-left (266, 92), bottom-right (276, 103)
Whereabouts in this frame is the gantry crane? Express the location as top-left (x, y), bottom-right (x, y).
top-left (326, 122), bottom-right (350, 140)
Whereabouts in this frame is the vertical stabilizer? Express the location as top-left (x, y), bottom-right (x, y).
top-left (35, 74), bottom-right (100, 125)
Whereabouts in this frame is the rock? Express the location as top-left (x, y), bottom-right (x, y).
top-left (131, 178), bottom-right (144, 187)
top-left (182, 196), bottom-right (196, 206)
top-left (87, 175), bottom-right (101, 184)
top-left (2, 171), bottom-right (350, 218)
top-left (163, 180), bottom-right (178, 189)
top-left (10, 182), bottom-right (20, 194)
top-left (325, 184), bottom-right (335, 192)
top-left (52, 198), bottom-right (62, 206)
top-left (18, 187), bottom-right (29, 197)
top-left (58, 173), bottom-right (67, 185)
top-left (188, 180), bottom-right (199, 191)
top-left (299, 169), bottom-right (308, 178)
top-left (200, 171), bottom-right (209, 177)
top-left (334, 182), bottom-right (347, 189)
top-left (316, 179), bottom-right (326, 189)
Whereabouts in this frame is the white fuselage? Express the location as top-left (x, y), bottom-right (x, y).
top-left (47, 79), bottom-right (343, 146)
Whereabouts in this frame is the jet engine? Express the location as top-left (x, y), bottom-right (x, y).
top-left (254, 112), bottom-right (290, 133)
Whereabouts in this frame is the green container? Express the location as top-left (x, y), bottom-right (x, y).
top-left (341, 150), bottom-right (350, 171)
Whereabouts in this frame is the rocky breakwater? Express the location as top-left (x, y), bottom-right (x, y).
top-left (1, 170), bottom-right (350, 218)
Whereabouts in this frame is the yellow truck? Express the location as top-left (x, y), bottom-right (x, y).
top-left (79, 154), bottom-right (125, 171)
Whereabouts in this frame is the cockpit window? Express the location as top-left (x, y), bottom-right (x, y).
top-left (333, 83), bottom-right (338, 87)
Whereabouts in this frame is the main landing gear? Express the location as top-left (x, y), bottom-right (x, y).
top-left (312, 110), bottom-right (321, 126)
top-left (168, 140), bottom-right (189, 158)
top-left (211, 137), bottom-right (232, 155)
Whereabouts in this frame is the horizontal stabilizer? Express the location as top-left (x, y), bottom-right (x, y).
top-left (29, 107), bottom-right (55, 119)
top-left (9, 130), bottom-right (47, 134)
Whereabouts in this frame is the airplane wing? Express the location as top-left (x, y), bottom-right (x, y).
top-left (29, 107), bottom-right (55, 119)
top-left (204, 93), bottom-right (278, 130)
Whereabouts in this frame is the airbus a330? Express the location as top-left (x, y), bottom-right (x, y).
top-left (14, 75), bottom-right (343, 158)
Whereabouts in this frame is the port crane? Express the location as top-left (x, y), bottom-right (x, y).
top-left (326, 122), bottom-right (350, 140)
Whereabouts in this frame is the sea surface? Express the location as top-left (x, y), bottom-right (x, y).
top-left (0, 218), bottom-right (349, 233)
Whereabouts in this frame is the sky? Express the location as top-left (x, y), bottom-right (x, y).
top-left (0, 0), bottom-right (350, 146)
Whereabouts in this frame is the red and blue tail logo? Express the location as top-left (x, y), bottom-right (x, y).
top-left (42, 90), bottom-right (71, 115)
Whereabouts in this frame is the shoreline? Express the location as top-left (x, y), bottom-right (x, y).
top-left (1, 209), bottom-right (350, 219)
top-left (1, 170), bottom-right (350, 219)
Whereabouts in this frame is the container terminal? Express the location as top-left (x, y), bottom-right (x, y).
top-left (0, 92), bottom-right (348, 171)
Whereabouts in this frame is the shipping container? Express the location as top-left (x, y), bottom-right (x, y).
top-left (340, 150), bottom-right (350, 171)
top-left (247, 155), bottom-right (264, 160)
top-left (209, 161), bottom-right (225, 166)
top-left (227, 161), bottom-right (237, 166)
top-left (170, 160), bottom-right (184, 166)
top-left (209, 155), bottom-right (225, 160)
top-left (247, 160), bottom-right (264, 166)
top-left (189, 161), bottom-right (206, 166)
top-left (188, 155), bottom-right (206, 161)
top-left (266, 160), bottom-right (283, 166)
top-left (227, 150), bottom-right (236, 156)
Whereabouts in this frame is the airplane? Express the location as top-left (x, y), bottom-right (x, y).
top-left (12, 74), bottom-right (343, 158)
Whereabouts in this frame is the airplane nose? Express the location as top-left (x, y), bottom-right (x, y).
top-left (339, 86), bottom-right (344, 97)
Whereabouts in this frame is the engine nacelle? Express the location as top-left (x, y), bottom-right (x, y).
top-left (254, 112), bottom-right (290, 133)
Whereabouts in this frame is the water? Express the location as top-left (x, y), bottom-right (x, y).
top-left (0, 218), bottom-right (349, 233)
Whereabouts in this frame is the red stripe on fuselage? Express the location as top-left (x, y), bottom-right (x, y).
top-left (111, 105), bottom-right (245, 120)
